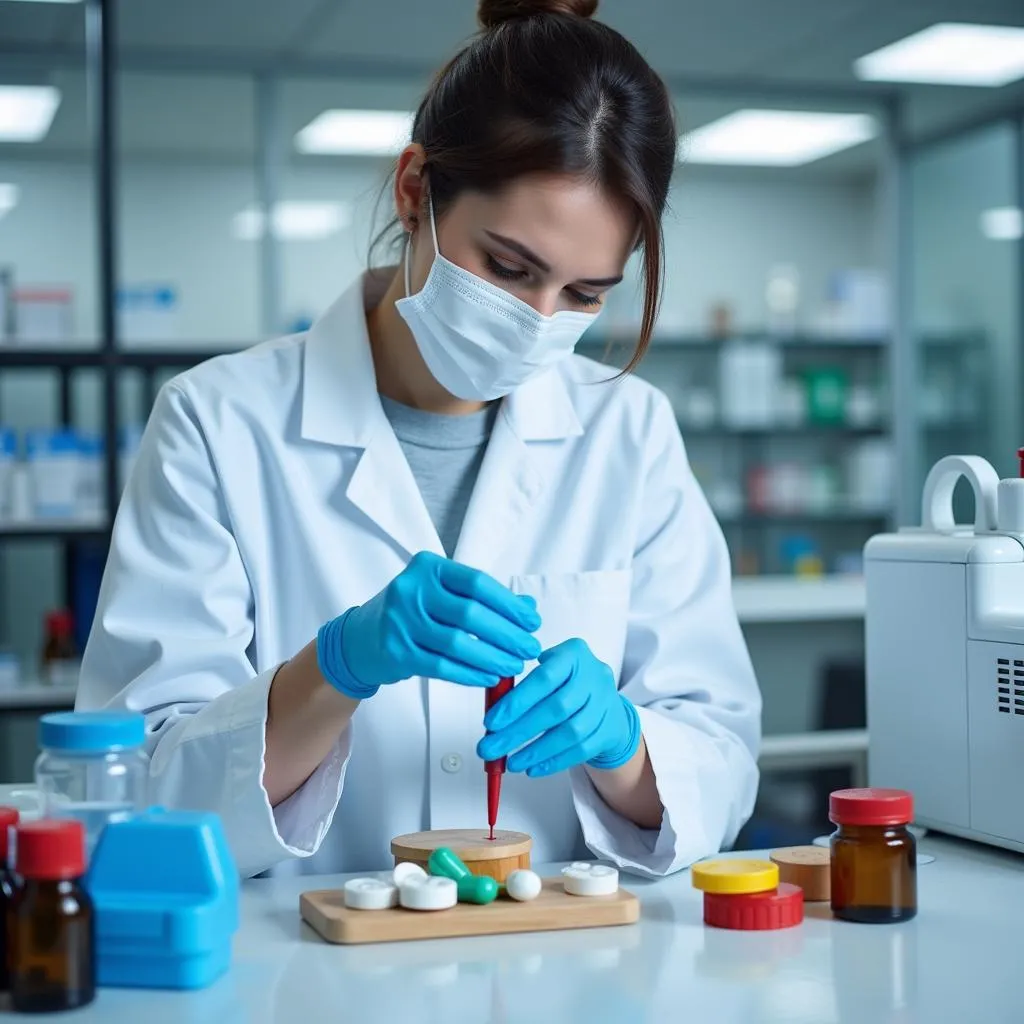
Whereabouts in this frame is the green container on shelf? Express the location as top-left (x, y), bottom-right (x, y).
top-left (804, 367), bottom-right (848, 424)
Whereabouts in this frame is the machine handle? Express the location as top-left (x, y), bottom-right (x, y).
top-left (921, 455), bottom-right (1000, 533)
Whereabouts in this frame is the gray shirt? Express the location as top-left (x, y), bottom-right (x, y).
top-left (379, 395), bottom-right (500, 557)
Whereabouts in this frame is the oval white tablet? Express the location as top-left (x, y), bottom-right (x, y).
top-left (562, 862), bottom-right (619, 897)
top-left (505, 869), bottom-right (542, 902)
top-left (393, 861), bottom-right (428, 887)
top-left (399, 875), bottom-right (458, 911)
top-left (344, 877), bottom-right (399, 911)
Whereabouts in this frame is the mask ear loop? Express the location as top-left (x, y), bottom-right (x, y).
top-left (403, 191), bottom-right (441, 299)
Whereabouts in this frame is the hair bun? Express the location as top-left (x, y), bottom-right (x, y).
top-left (478, 0), bottom-right (598, 31)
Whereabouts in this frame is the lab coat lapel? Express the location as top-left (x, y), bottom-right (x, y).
top-left (300, 274), bottom-right (444, 561)
top-left (454, 367), bottom-right (583, 575)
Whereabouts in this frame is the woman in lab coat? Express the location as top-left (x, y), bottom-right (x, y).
top-left (77, 0), bottom-right (762, 879)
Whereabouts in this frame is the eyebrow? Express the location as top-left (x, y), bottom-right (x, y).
top-left (484, 231), bottom-right (624, 289)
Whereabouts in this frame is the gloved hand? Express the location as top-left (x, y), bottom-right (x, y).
top-left (316, 551), bottom-right (542, 701)
top-left (476, 638), bottom-right (641, 777)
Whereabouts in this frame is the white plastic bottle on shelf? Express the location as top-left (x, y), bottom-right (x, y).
top-left (26, 429), bottom-right (81, 520)
top-left (8, 461), bottom-right (33, 522)
top-left (0, 427), bottom-right (15, 520)
top-left (76, 434), bottom-right (104, 524)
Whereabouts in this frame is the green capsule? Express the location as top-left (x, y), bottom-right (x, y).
top-left (427, 848), bottom-right (498, 904)
top-left (457, 874), bottom-right (498, 905)
top-left (428, 847), bottom-right (471, 882)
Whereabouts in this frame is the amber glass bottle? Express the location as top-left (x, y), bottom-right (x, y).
top-left (0, 805), bottom-right (20, 992)
top-left (9, 819), bottom-right (95, 1013)
top-left (830, 788), bottom-right (917, 924)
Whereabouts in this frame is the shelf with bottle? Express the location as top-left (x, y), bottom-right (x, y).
top-left (576, 334), bottom-right (892, 352)
top-left (577, 329), bottom-right (985, 353)
top-left (0, 612), bottom-right (81, 710)
top-left (0, 347), bottom-right (231, 370)
top-left (677, 420), bottom-right (889, 439)
top-left (717, 510), bottom-right (889, 526)
top-left (0, 424), bottom-right (142, 540)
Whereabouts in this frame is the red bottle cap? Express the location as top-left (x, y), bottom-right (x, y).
top-left (46, 610), bottom-right (74, 636)
top-left (1018, 447), bottom-right (1024, 479)
top-left (829, 787), bottom-right (913, 827)
top-left (704, 883), bottom-right (804, 930)
top-left (0, 806), bottom-right (19, 861)
top-left (15, 820), bottom-right (86, 880)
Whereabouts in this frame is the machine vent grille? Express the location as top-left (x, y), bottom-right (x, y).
top-left (997, 659), bottom-right (1024, 714)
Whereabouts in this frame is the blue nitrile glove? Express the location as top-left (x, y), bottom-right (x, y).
top-left (316, 551), bottom-right (542, 701)
top-left (476, 638), bottom-right (641, 777)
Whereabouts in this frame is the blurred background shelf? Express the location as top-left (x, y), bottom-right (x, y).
top-left (733, 575), bottom-right (865, 623)
top-left (0, 682), bottom-right (79, 711)
top-left (0, 347), bottom-right (231, 369)
top-left (0, 520), bottom-right (108, 540)
top-left (758, 729), bottom-right (869, 785)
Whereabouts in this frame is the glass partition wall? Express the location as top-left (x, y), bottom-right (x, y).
top-left (910, 121), bottom-right (1022, 520)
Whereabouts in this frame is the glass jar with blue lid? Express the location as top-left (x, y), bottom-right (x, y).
top-left (35, 712), bottom-right (149, 857)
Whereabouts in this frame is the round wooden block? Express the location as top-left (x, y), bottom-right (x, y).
top-left (770, 845), bottom-right (831, 902)
top-left (391, 829), bottom-right (532, 885)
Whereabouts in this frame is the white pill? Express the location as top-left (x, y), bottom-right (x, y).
top-left (562, 862), bottom-right (619, 897)
top-left (393, 861), bottom-right (428, 887)
top-left (505, 869), bottom-right (542, 902)
top-left (344, 877), bottom-right (399, 911)
top-left (399, 875), bottom-right (458, 911)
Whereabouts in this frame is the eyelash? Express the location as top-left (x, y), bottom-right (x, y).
top-left (486, 254), bottom-right (602, 309)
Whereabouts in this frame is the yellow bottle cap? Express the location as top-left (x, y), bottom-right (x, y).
top-left (691, 858), bottom-right (779, 894)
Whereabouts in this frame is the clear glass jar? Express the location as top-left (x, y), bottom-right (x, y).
top-left (34, 711), bottom-right (149, 858)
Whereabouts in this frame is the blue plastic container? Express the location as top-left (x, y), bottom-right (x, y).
top-left (85, 808), bottom-right (240, 990)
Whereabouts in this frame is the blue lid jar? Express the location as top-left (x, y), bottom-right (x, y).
top-left (39, 711), bottom-right (146, 753)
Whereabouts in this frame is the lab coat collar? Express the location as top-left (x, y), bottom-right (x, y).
top-left (300, 271), bottom-right (390, 449)
top-left (503, 363), bottom-right (584, 443)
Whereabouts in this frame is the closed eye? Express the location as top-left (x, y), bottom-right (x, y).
top-left (486, 254), bottom-right (528, 281)
top-left (487, 255), bottom-right (602, 308)
top-left (568, 289), bottom-right (602, 308)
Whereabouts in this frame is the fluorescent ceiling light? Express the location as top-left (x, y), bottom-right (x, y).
top-left (680, 110), bottom-right (876, 166)
top-left (0, 183), bottom-right (17, 220)
top-left (295, 110), bottom-right (414, 156)
top-left (232, 201), bottom-right (352, 241)
top-left (855, 23), bottom-right (1024, 86)
top-left (980, 207), bottom-right (1022, 241)
top-left (0, 85), bottom-right (61, 142)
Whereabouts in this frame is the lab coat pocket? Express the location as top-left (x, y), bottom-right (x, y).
top-left (509, 570), bottom-right (632, 681)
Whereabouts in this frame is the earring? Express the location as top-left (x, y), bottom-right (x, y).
top-left (404, 213), bottom-right (418, 231)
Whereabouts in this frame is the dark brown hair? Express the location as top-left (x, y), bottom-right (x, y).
top-left (376, 0), bottom-right (677, 371)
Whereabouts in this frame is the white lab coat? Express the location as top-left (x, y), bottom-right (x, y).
top-left (77, 270), bottom-right (762, 880)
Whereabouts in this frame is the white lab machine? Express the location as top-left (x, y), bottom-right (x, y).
top-left (865, 452), bottom-right (1024, 853)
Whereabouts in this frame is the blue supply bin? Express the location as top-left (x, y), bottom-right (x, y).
top-left (85, 808), bottom-right (240, 990)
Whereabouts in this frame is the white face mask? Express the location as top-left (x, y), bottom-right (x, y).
top-left (395, 197), bottom-right (600, 402)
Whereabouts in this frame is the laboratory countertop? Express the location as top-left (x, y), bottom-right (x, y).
top-left (7, 833), bottom-right (1021, 1024)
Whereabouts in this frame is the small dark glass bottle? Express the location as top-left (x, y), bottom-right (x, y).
top-left (830, 787), bottom-right (917, 924)
top-left (9, 819), bottom-right (95, 1013)
top-left (0, 805), bottom-right (20, 992)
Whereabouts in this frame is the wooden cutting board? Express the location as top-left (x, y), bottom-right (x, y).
top-left (300, 878), bottom-right (640, 945)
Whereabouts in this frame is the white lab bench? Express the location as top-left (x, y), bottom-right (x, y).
top-left (8, 833), bottom-right (1018, 1024)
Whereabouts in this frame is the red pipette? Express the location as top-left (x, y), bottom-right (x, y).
top-left (484, 676), bottom-right (515, 841)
